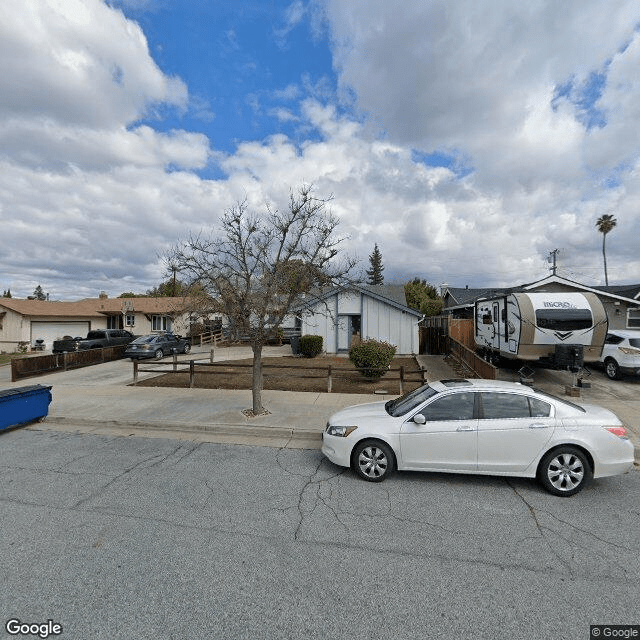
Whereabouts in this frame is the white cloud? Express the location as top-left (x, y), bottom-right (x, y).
top-left (2, 0), bottom-right (640, 301)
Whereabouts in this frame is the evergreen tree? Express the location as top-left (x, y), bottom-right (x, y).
top-left (2, 289), bottom-right (11, 298)
top-left (33, 285), bottom-right (47, 300)
top-left (366, 243), bottom-right (384, 285)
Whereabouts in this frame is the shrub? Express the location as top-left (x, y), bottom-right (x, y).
top-left (349, 339), bottom-right (396, 379)
top-left (300, 334), bottom-right (323, 357)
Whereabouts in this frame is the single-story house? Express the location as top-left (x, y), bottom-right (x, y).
top-left (290, 284), bottom-right (423, 355)
top-left (443, 275), bottom-right (640, 330)
top-left (0, 294), bottom-right (196, 352)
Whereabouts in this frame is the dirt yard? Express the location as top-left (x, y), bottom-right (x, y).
top-left (135, 355), bottom-right (425, 395)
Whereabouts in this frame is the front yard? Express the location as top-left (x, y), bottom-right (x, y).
top-left (135, 355), bottom-right (425, 395)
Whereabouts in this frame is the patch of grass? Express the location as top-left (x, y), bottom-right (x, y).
top-left (136, 355), bottom-right (425, 395)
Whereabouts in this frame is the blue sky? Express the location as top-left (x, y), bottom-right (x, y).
top-left (1, 0), bottom-right (640, 300)
top-left (124, 0), bottom-right (337, 174)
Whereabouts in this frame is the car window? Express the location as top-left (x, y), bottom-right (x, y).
top-left (628, 337), bottom-right (640, 348)
top-left (528, 397), bottom-right (552, 417)
top-left (605, 333), bottom-right (624, 345)
top-left (417, 392), bottom-right (476, 422)
top-left (481, 393), bottom-right (531, 419)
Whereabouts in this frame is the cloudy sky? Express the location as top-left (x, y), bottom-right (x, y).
top-left (1, 0), bottom-right (639, 300)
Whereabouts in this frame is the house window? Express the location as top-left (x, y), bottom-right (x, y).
top-left (125, 313), bottom-right (135, 327)
top-left (628, 308), bottom-right (640, 328)
top-left (152, 315), bottom-right (171, 332)
top-left (107, 316), bottom-right (119, 329)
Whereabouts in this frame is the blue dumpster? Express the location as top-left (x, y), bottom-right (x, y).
top-left (0, 385), bottom-right (53, 431)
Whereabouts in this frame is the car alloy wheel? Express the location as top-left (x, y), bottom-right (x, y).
top-left (539, 447), bottom-right (591, 497)
top-left (604, 358), bottom-right (620, 380)
top-left (352, 440), bottom-right (395, 482)
top-left (154, 349), bottom-right (164, 360)
top-left (183, 343), bottom-right (191, 354)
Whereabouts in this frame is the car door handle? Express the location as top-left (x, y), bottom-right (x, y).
top-left (528, 423), bottom-right (547, 429)
top-left (456, 425), bottom-right (475, 432)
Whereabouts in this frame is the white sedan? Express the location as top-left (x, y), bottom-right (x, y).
top-left (322, 379), bottom-right (635, 496)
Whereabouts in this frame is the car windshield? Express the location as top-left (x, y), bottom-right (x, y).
top-left (131, 336), bottom-right (156, 345)
top-left (385, 384), bottom-right (438, 417)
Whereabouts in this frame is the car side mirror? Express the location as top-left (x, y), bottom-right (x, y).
top-left (413, 414), bottom-right (426, 425)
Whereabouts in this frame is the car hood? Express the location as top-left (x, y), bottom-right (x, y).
top-left (328, 401), bottom-right (390, 425)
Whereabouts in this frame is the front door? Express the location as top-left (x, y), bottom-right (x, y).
top-left (337, 315), bottom-right (361, 351)
top-left (400, 392), bottom-right (478, 471)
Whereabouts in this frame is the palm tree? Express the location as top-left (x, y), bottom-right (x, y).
top-left (595, 214), bottom-right (617, 286)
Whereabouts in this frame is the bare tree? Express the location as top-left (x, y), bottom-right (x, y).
top-left (168, 185), bottom-right (358, 415)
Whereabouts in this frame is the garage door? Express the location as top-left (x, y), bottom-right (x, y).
top-left (30, 321), bottom-right (90, 350)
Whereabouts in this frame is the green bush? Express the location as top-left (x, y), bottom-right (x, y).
top-left (300, 334), bottom-right (323, 357)
top-left (349, 339), bottom-right (396, 379)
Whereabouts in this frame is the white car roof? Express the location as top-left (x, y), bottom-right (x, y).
top-left (429, 379), bottom-right (533, 393)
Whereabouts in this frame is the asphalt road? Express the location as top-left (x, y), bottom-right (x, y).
top-left (1, 428), bottom-right (638, 640)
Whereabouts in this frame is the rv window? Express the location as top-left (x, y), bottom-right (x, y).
top-left (482, 314), bottom-right (492, 324)
top-left (535, 308), bottom-right (592, 331)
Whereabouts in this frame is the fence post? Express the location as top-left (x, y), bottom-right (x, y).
top-left (189, 360), bottom-right (195, 388)
top-left (327, 365), bottom-right (332, 393)
top-left (210, 348), bottom-right (214, 363)
top-left (133, 360), bottom-right (138, 385)
top-left (421, 367), bottom-right (426, 385)
top-left (399, 366), bottom-right (404, 395)
top-left (173, 352), bottom-right (178, 372)
top-left (63, 352), bottom-right (68, 372)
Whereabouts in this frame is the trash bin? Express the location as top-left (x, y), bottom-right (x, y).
top-left (290, 335), bottom-right (301, 355)
top-left (0, 385), bottom-right (53, 431)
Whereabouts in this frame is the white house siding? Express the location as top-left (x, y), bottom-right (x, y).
top-left (362, 296), bottom-right (418, 354)
top-left (299, 291), bottom-right (419, 355)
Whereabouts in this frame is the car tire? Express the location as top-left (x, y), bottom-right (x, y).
top-left (154, 349), bottom-right (164, 360)
top-left (538, 447), bottom-right (592, 497)
top-left (604, 358), bottom-right (621, 380)
top-left (352, 440), bottom-right (395, 482)
top-left (183, 343), bottom-right (191, 354)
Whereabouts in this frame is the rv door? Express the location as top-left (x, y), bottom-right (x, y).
top-left (492, 303), bottom-right (501, 351)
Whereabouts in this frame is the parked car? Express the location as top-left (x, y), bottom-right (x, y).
top-left (598, 330), bottom-right (640, 379)
top-left (124, 333), bottom-right (191, 360)
top-left (322, 378), bottom-right (634, 496)
top-left (52, 329), bottom-right (135, 353)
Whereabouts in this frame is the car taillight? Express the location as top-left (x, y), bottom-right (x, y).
top-left (604, 426), bottom-right (629, 439)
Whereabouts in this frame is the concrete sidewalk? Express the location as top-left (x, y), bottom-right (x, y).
top-left (3, 348), bottom-right (639, 462)
top-left (5, 348), bottom-right (456, 449)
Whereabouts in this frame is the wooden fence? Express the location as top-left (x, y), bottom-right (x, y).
top-left (133, 356), bottom-right (427, 394)
top-left (11, 345), bottom-right (128, 382)
top-left (449, 338), bottom-right (498, 380)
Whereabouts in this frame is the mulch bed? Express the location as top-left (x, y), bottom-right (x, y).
top-left (135, 355), bottom-right (425, 395)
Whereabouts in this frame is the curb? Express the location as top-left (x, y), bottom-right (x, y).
top-left (43, 416), bottom-right (323, 442)
top-left (36, 418), bottom-right (640, 465)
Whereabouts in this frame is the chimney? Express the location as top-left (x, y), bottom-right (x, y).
top-left (99, 291), bottom-right (108, 299)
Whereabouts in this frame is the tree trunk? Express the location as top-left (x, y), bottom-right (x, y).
top-left (602, 234), bottom-right (609, 286)
top-left (251, 342), bottom-right (264, 414)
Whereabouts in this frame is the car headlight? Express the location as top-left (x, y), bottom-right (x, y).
top-left (325, 424), bottom-right (358, 437)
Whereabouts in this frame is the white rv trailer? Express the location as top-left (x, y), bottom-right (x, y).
top-left (474, 292), bottom-right (608, 365)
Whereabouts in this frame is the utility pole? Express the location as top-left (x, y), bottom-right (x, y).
top-left (548, 249), bottom-right (559, 276)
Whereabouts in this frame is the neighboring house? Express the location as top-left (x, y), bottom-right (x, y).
top-left (443, 275), bottom-right (640, 330)
top-left (0, 294), bottom-right (196, 352)
top-left (289, 284), bottom-right (422, 355)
